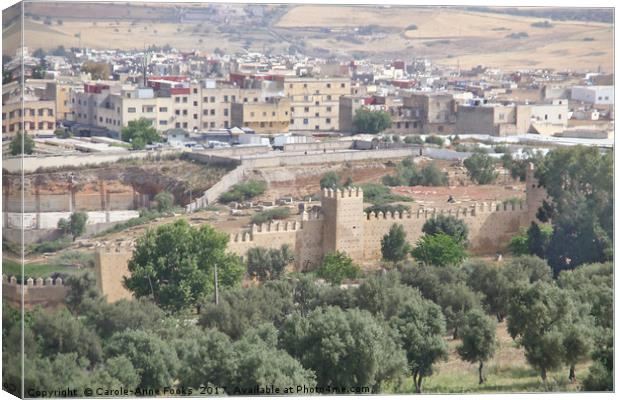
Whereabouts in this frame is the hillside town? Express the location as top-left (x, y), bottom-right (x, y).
top-left (1, 2), bottom-right (615, 398)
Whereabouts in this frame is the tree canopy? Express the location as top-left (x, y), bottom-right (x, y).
top-left (353, 108), bottom-right (392, 134)
top-left (422, 214), bottom-right (469, 247)
top-left (381, 224), bottom-right (410, 262)
top-left (410, 233), bottom-right (467, 267)
top-left (9, 132), bottom-right (35, 155)
top-left (535, 146), bottom-right (613, 274)
top-left (120, 118), bottom-right (161, 149)
top-left (124, 219), bottom-right (244, 312)
top-left (464, 153), bottom-right (499, 184)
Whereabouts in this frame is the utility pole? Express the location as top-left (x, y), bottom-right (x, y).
top-left (214, 263), bottom-right (219, 305)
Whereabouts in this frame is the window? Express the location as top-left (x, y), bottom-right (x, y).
top-left (290, 119), bottom-right (294, 124)
top-left (315, 101), bottom-right (319, 106)
top-left (182, 122), bottom-right (188, 128)
top-left (159, 107), bottom-right (168, 112)
top-left (176, 110), bottom-right (181, 115)
top-left (210, 122), bottom-right (215, 128)
top-left (243, 97), bottom-right (248, 103)
top-left (598, 96), bottom-right (602, 100)
top-left (253, 98), bottom-right (258, 102)
top-left (315, 90), bottom-right (319, 95)
top-left (203, 97), bottom-right (209, 102)
top-left (303, 118), bottom-right (308, 125)
top-left (327, 83), bottom-right (331, 88)
top-left (144, 106), bottom-right (154, 112)
top-left (193, 88), bottom-right (198, 94)
top-left (262, 112), bottom-right (267, 117)
top-left (315, 112), bottom-right (319, 117)
top-left (38, 122), bottom-right (44, 129)
top-left (160, 120), bottom-right (167, 125)
top-left (340, 83), bottom-right (345, 88)
top-left (224, 109), bottom-right (229, 116)
top-left (193, 114), bottom-right (198, 119)
top-left (203, 110), bottom-right (208, 116)
top-left (182, 97), bottom-right (188, 103)
top-left (272, 111), bottom-right (276, 116)
top-left (315, 125), bottom-right (320, 130)
top-left (250, 112), bottom-right (255, 117)
top-left (193, 101), bottom-right (198, 106)
top-left (232, 96), bottom-right (236, 102)
top-left (396, 122), bottom-right (401, 129)
top-left (38, 109), bottom-right (44, 116)
top-left (304, 107), bottom-right (309, 112)
top-left (290, 107), bottom-right (294, 112)
top-left (326, 118), bottom-right (331, 124)
top-left (438, 126), bottom-right (444, 132)
top-left (183, 110), bottom-right (188, 116)
top-left (175, 97), bottom-right (180, 103)
top-left (558, 114), bottom-right (562, 120)
top-left (224, 95), bottom-right (229, 102)
top-left (210, 109), bottom-right (215, 116)
top-left (260, 122), bottom-right (265, 128)
top-left (326, 95), bottom-right (332, 101)
top-left (326, 106), bottom-right (332, 112)
top-left (128, 107), bottom-right (136, 113)
top-left (544, 114), bottom-right (548, 120)
top-left (289, 84), bottom-right (293, 88)
top-left (303, 83), bottom-right (307, 88)
top-left (210, 96), bottom-right (215, 103)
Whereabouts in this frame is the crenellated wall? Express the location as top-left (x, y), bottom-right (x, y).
top-left (94, 164), bottom-right (546, 303)
top-left (2, 275), bottom-right (69, 309)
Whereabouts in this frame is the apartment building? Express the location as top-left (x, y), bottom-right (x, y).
top-left (403, 92), bottom-right (457, 134)
top-left (231, 97), bottom-right (291, 134)
top-left (2, 100), bottom-right (56, 136)
top-left (285, 77), bottom-right (350, 131)
top-left (2, 80), bottom-right (56, 136)
top-left (339, 95), bottom-right (422, 135)
top-left (71, 78), bottom-right (272, 134)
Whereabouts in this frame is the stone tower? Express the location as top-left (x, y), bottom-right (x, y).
top-left (321, 187), bottom-right (365, 263)
top-left (525, 162), bottom-right (548, 224)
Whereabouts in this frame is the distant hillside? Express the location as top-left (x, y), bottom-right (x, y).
top-left (3, 3), bottom-right (613, 73)
top-left (461, 7), bottom-right (614, 24)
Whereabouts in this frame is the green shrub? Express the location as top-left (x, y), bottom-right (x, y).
top-left (219, 180), bottom-right (267, 203)
top-left (360, 183), bottom-right (412, 205)
top-left (364, 204), bottom-right (410, 215)
top-left (404, 135), bottom-right (424, 145)
top-left (425, 135), bottom-right (445, 147)
top-left (251, 208), bottom-right (291, 225)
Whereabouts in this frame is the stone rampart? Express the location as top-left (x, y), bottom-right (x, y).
top-left (2, 275), bottom-right (69, 309)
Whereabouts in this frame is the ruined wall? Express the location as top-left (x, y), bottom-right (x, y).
top-left (2, 275), bottom-right (68, 309)
top-left (94, 243), bottom-right (134, 303)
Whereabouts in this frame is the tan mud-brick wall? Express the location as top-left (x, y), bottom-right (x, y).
top-left (2, 275), bottom-right (69, 309)
top-left (95, 245), bottom-right (134, 303)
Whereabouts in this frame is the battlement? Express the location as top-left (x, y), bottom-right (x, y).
top-left (364, 201), bottom-right (526, 221)
top-left (252, 220), bottom-right (301, 234)
top-left (2, 275), bottom-right (66, 287)
top-left (321, 187), bottom-right (363, 199)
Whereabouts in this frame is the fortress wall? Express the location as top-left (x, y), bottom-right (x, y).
top-left (94, 244), bottom-right (134, 303)
top-left (227, 215), bottom-right (324, 271)
top-left (2, 275), bottom-right (69, 309)
top-left (6, 192), bottom-right (142, 213)
top-left (363, 203), bottom-right (529, 260)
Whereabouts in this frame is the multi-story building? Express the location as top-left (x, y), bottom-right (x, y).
top-left (2, 81), bottom-right (56, 137)
top-left (285, 77), bottom-right (351, 131)
top-left (403, 92), bottom-right (458, 134)
top-left (231, 97), bottom-right (291, 134)
top-left (455, 100), bottom-right (568, 136)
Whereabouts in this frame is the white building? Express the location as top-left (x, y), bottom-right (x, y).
top-left (570, 86), bottom-right (614, 105)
